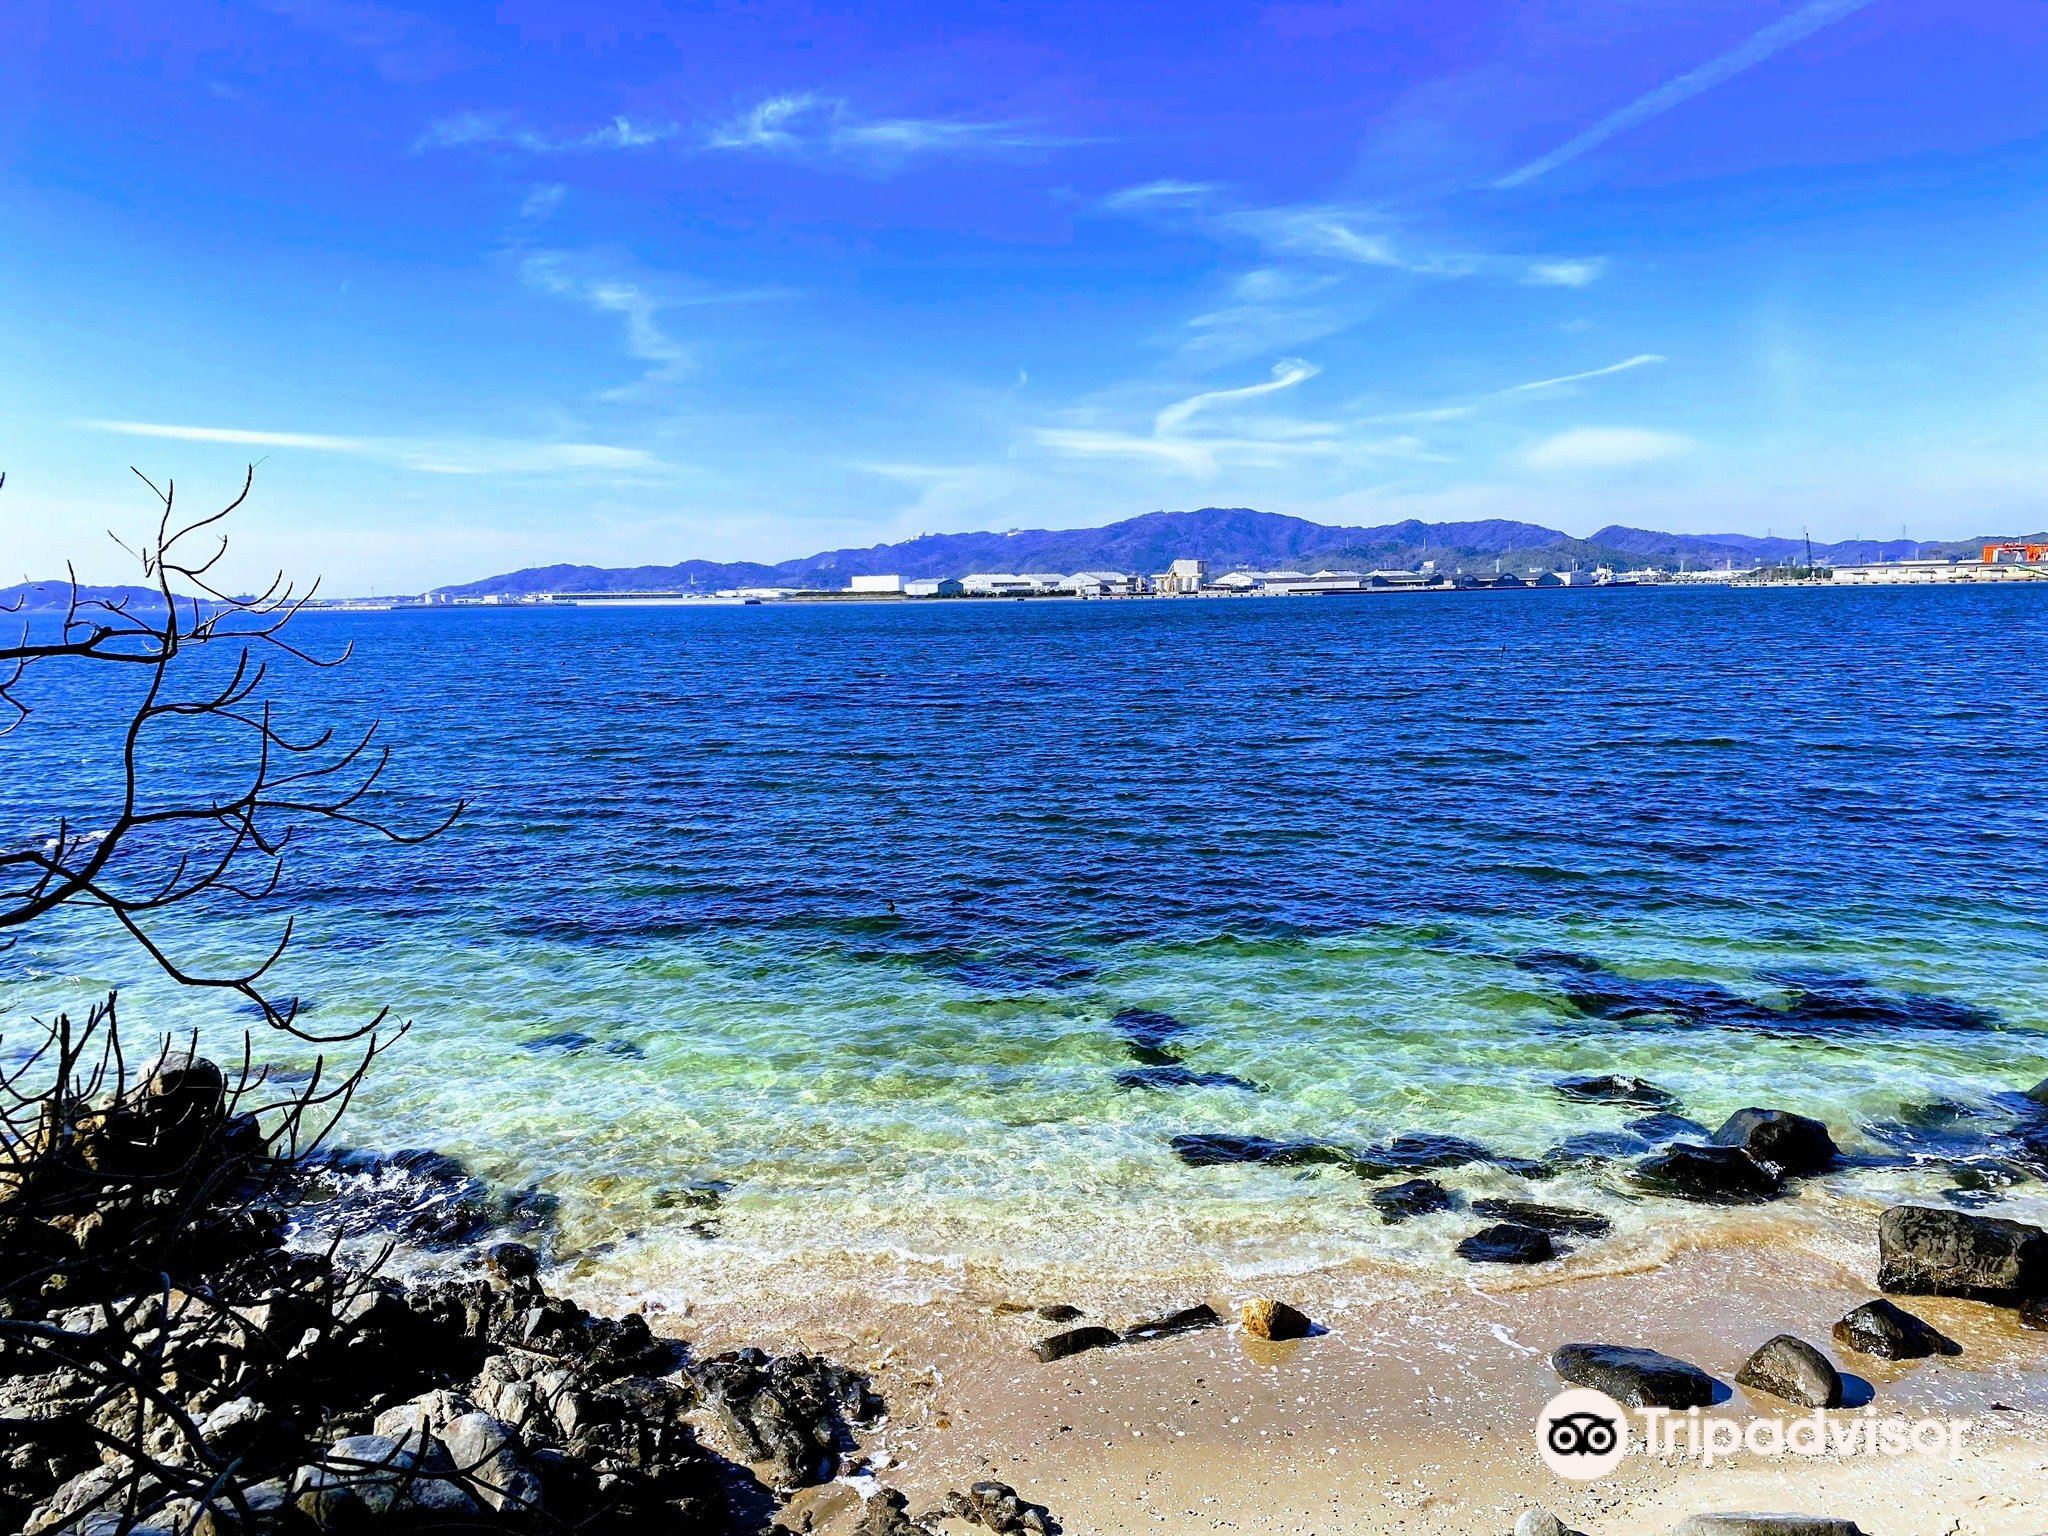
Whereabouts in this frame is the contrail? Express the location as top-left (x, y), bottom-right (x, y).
top-left (1494, 0), bottom-right (1878, 189)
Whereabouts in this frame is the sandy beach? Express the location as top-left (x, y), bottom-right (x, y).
top-left (584, 1217), bottom-right (2048, 1536)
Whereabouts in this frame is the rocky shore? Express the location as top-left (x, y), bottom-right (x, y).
top-left (0, 1050), bottom-right (1058, 1536)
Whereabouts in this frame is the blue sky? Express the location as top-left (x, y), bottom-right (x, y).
top-left (4, 1), bottom-right (2047, 591)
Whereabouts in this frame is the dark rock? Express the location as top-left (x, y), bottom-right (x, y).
top-left (853, 1486), bottom-right (927, 1536)
top-left (693, 1348), bottom-right (878, 1488)
top-left (1831, 1298), bottom-right (1959, 1360)
top-left (2025, 1076), bottom-right (2048, 1108)
top-left (1456, 1223), bottom-right (1554, 1264)
top-left (1877, 1204), bottom-right (2048, 1303)
top-left (1554, 1074), bottom-right (1679, 1111)
top-left (1491, 1154), bottom-right (1561, 1181)
top-left (485, 1241), bottom-right (539, 1282)
top-left (1712, 1108), bottom-right (1839, 1177)
top-left (290, 1146), bottom-right (512, 1246)
top-left (1523, 953), bottom-right (1997, 1040)
top-left (1169, 1133), bottom-right (1350, 1168)
top-left (520, 1030), bottom-right (645, 1060)
top-left (1352, 1132), bottom-right (1492, 1176)
top-left (1240, 1298), bottom-right (1312, 1340)
top-left (651, 1178), bottom-right (731, 1210)
top-left (1770, 976), bottom-right (1996, 1035)
top-left (1115, 1066), bottom-right (1260, 1092)
top-left (1633, 1143), bottom-right (1781, 1203)
top-left (1735, 1335), bottom-right (1842, 1408)
top-left (1372, 1177), bottom-right (1455, 1222)
top-left (1627, 1112), bottom-right (1709, 1143)
top-left (1036, 1304), bottom-right (1082, 1323)
top-left (949, 949), bottom-right (1095, 993)
top-left (1670, 1518), bottom-right (1867, 1536)
top-left (1552, 1343), bottom-right (1717, 1407)
top-left (1031, 1326), bottom-right (1119, 1363)
top-left (947, 1479), bottom-right (1058, 1535)
top-left (2021, 1294), bottom-right (2048, 1331)
top-left (1469, 1199), bottom-right (1611, 1238)
top-left (1110, 1007), bottom-right (1192, 1052)
top-left (142, 1051), bottom-right (228, 1123)
top-left (1121, 1304), bottom-right (1221, 1342)
top-left (1545, 1129), bottom-right (1653, 1168)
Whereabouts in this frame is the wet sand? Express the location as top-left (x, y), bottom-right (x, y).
top-left (575, 1217), bottom-right (2048, 1535)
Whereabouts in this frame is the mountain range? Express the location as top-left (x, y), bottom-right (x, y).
top-left (436, 508), bottom-right (2022, 597)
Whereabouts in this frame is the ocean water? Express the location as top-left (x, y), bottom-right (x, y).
top-left (7, 587), bottom-right (2048, 1288)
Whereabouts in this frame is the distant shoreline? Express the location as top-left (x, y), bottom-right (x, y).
top-left (306, 579), bottom-right (2048, 612)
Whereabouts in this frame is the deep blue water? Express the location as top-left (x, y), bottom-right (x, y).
top-left (6, 587), bottom-right (2048, 1285)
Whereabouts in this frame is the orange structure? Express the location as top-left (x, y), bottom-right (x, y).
top-left (1982, 541), bottom-right (2048, 564)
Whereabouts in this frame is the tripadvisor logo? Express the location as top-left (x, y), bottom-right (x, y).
top-left (1536, 1389), bottom-right (1972, 1482)
top-left (1538, 1389), bottom-right (1629, 1479)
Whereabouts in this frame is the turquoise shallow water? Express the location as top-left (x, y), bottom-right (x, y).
top-left (5, 587), bottom-right (2048, 1284)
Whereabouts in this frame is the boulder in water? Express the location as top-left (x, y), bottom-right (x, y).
top-left (1351, 1131), bottom-right (1493, 1177)
top-left (1456, 1223), bottom-right (1554, 1264)
top-left (1469, 1199), bottom-right (1610, 1238)
top-left (1170, 1133), bottom-right (1350, 1168)
top-left (1711, 1108), bottom-right (1839, 1176)
top-left (1554, 1074), bottom-right (1680, 1111)
top-left (1633, 1143), bottom-right (1781, 1203)
top-left (1372, 1177), bottom-right (1454, 1222)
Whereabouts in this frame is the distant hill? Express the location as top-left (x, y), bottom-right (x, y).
top-left (425, 506), bottom-right (2028, 596)
top-left (0, 581), bottom-right (182, 614)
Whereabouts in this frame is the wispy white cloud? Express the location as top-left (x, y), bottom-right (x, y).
top-left (1507, 353), bottom-right (1666, 393)
top-left (1525, 426), bottom-right (1695, 470)
top-left (705, 93), bottom-right (1083, 166)
top-left (1363, 354), bottom-right (1667, 425)
top-left (518, 251), bottom-right (792, 395)
top-left (1030, 429), bottom-right (1222, 474)
top-left (1224, 204), bottom-right (1470, 275)
top-left (413, 112), bottom-right (680, 155)
top-left (1522, 257), bottom-right (1607, 288)
top-left (520, 254), bottom-right (692, 387)
top-left (1154, 358), bottom-right (1320, 433)
top-left (1494, 0), bottom-right (1878, 189)
top-left (706, 93), bottom-right (817, 151)
top-left (86, 423), bottom-right (366, 452)
top-left (1096, 179), bottom-right (1220, 212)
top-left (1033, 358), bottom-right (1434, 476)
top-left (519, 183), bottom-right (567, 222)
top-left (83, 420), bottom-right (662, 476)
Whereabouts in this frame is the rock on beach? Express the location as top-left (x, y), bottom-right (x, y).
top-left (1876, 1204), bottom-right (2048, 1304)
top-left (1552, 1343), bottom-right (1717, 1408)
top-left (1734, 1335), bottom-right (1842, 1408)
top-left (1831, 1298), bottom-right (1959, 1360)
top-left (1240, 1298), bottom-right (1313, 1340)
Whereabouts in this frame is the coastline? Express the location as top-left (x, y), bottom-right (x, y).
top-left (566, 1221), bottom-right (2048, 1535)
